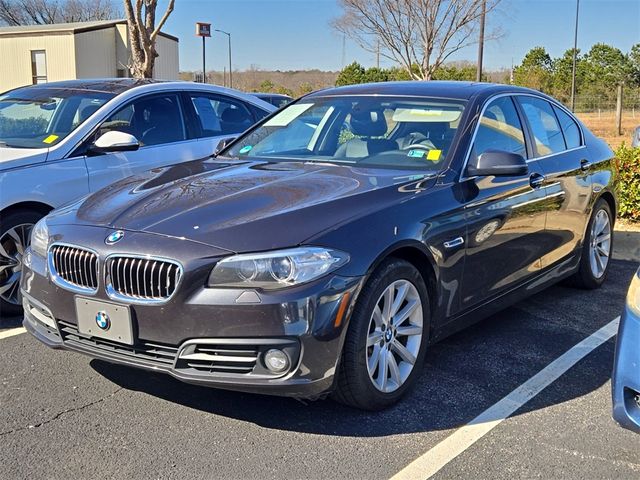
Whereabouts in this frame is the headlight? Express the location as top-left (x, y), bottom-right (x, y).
top-left (627, 269), bottom-right (640, 317)
top-left (30, 217), bottom-right (49, 257)
top-left (208, 247), bottom-right (349, 290)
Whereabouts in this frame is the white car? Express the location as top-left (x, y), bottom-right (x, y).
top-left (0, 79), bottom-right (275, 315)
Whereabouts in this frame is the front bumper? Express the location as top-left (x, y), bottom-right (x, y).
top-left (612, 304), bottom-right (640, 433)
top-left (21, 232), bottom-right (364, 399)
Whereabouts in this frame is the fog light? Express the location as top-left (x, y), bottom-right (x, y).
top-left (264, 349), bottom-right (289, 373)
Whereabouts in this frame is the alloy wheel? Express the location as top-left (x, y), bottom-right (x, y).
top-left (366, 279), bottom-right (423, 393)
top-left (0, 223), bottom-right (33, 306)
top-left (589, 209), bottom-right (611, 279)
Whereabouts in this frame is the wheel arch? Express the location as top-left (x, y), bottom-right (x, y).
top-left (366, 241), bottom-right (440, 320)
top-left (0, 201), bottom-right (54, 221)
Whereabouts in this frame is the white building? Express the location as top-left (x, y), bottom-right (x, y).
top-left (0, 19), bottom-right (179, 92)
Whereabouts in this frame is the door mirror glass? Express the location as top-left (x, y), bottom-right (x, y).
top-left (88, 131), bottom-right (139, 155)
top-left (467, 150), bottom-right (528, 177)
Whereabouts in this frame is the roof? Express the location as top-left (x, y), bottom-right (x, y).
top-left (0, 19), bottom-right (178, 42)
top-left (307, 81), bottom-right (538, 101)
top-left (9, 78), bottom-right (165, 95)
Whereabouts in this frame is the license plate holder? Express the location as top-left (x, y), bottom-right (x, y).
top-left (75, 297), bottom-right (133, 345)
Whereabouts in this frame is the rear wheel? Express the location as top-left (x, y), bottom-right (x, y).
top-left (334, 258), bottom-right (430, 410)
top-left (0, 210), bottom-right (44, 316)
top-left (569, 199), bottom-right (613, 289)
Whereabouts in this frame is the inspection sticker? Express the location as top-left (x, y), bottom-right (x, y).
top-left (239, 145), bottom-right (253, 154)
top-left (427, 149), bottom-right (442, 161)
top-left (42, 134), bottom-right (59, 144)
top-left (407, 149), bottom-right (425, 158)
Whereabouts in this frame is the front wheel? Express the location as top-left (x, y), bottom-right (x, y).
top-left (333, 258), bottom-right (430, 410)
top-left (0, 210), bottom-right (43, 316)
top-left (569, 199), bottom-right (613, 289)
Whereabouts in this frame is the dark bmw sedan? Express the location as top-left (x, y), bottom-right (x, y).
top-left (21, 81), bottom-right (616, 410)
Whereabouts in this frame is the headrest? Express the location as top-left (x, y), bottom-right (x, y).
top-left (350, 108), bottom-right (387, 137)
top-left (78, 104), bottom-right (100, 123)
top-left (221, 107), bottom-right (248, 123)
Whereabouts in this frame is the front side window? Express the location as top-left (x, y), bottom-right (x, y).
top-left (553, 105), bottom-right (582, 149)
top-left (31, 50), bottom-right (47, 84)
top-left (517, 96), bottom-right (565, 156)
top-left (0, 87), bottom-right (113, 148)
top-left (225, 96), bottom-right (466, 171)
top-left (189, 94), bottom-right (254, 137)
top-left (98, 94), bottom-right (186, 147)
top-left (472, 96), bottom-right (526, 160)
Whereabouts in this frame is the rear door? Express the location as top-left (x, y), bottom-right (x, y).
top-left (84, 92), bottom-right (199, 192)
top-left (460, 95), bottom-right (549, 309)
top-left (515, 95), bottom-right (592, 268)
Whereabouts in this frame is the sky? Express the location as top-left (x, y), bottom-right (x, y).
top-left (158, 0), bottom-right (640, 73)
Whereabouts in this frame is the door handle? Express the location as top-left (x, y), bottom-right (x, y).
top-left (529, 173), bottom-right (545, 189)
top-left (580, 159), bottom-right (592, 171)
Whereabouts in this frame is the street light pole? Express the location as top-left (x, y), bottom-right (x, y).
top-left (570, 0), bottom-right (580, 111)
top-left (215, 29), bottom-right (232, 88)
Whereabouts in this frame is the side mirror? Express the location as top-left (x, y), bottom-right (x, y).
top-left (88, 131), bottom-right (139, 155)
top-left (466, 150), bottom-right (528, 177)
top-left (214, 136), bottom-right (237, 156)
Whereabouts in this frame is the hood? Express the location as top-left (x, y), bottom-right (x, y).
top-left (47, 158), bottom-right (434, 253)
top-left (0, 147), bottom-right (48, 170)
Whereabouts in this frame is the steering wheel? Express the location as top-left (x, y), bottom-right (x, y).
top-left (403, 143), bottom-right (433, 151)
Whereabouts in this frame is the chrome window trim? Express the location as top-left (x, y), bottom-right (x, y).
top-left (459, 92), bottom-right (586, 182)
top-left (47, 242), bottom-right (100, 295)
top-left (104, 253), bottom-right (184, 305)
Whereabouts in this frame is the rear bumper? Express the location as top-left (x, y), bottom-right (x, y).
top-left (21, 247), bottom-right (364, 399)
top-left (612, 305), bottom-right (640, 433)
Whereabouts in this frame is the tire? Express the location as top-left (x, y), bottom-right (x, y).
top-left (333, 258), bottom-right (430, 411)
top-left (568, 199), bottom-right (613, 290)
top-left (0, 210), bottom-right (44, 317)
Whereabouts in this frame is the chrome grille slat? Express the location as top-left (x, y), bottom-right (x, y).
top-left (106, 256), bottom-right (181, 303)
top-left (49, 245), bottom-right (98, 292)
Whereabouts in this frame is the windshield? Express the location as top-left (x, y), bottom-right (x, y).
top-left (225, 96), bottom-right (466, 170)
top-left (0, 87), bottom-right (114, 148)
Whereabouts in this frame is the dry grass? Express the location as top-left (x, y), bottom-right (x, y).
top-left (576, 111), bottom-right (639, 149)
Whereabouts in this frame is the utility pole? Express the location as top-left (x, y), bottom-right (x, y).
top-left (476, 0), bottom-right (486, 82)
top-left (215, 29), bottom-right (233, 88)
top-left (376, 39), bottom-right (380, 69)
top-left (616, 84), bottom-right (623, 136)
top-left (570, 0), bottom-right (580, 111)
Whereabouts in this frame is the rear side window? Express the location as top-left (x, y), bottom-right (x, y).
top-left (189, 94), bottom-right (255, 137)
top-left (553, 106), bottom-right (582, 149)
top-left (517, 97), bottom-right (565, 156)
top-left (472, 96), bottom-right (526, 160)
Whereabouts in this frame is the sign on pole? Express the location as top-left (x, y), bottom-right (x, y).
top-left (196, 22), bottom-right (211, 83)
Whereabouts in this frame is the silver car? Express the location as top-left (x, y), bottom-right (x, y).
top-left (632, 126), bottom-right (640, 148)
top-left (0, 79), bottom-right (275, 315)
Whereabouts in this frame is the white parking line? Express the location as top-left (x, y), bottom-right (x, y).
top-left (390, 317), bottom-right (620, 480)
top-left (0, 327), bottom-right (26, 340)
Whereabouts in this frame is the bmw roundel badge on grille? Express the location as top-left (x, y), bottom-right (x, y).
top-left (95, 311), bottom-right (111, 331)
top-left (105, 230), bottom-right (124, 245)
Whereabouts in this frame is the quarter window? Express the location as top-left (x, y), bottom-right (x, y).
top-left (553, 106), bottom-right (582, 149)
top-left (472, 96), bottom-right (526, 160)
top-left (517, 97), bottom-right (565, 156)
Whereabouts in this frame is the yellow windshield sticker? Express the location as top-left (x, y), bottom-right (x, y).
top-left (43, 134), bottom-right (59, 144)
top-left (426, 149), bottom-right (442, 161)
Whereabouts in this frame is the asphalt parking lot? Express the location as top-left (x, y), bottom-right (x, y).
top-left (2, 245), bottom-right (640, 479)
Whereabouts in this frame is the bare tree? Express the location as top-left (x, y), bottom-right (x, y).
top-left (0, 0), bottom-right (118, 26)
top-left (123, 0), bottom-right (175, 78)
top-left (333, 0), bottom-right (502, 80)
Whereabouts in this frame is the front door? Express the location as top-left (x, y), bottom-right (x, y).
top-left (460, 95), bottom-right (549, 309)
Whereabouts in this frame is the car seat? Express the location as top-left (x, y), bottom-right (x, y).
top-left (334, 109), bottom-right (396, 158)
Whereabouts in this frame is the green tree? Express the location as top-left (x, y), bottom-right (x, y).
top-left (363, 67), bottom-right (389, 83)
top-left (259, 79), bottom-right (275, 92)
top-left (335, 62), bottom-right (366, 86)
top-left (550, 48), bottom-right (584, 103)
top-left (628, 43), bottom-right (640, 86)
top-left (513, 46), bottom-right (553, 92)
top-left (433, 64), bottom-right (477, 81)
